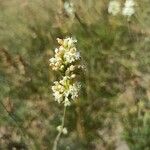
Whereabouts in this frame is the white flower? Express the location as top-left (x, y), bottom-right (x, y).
top-left (50, 37), bottom-right (83, 107)
top-left (65, 65), bottom-right (76, 76)
top-left (53, 91), bottom-right (63, 103)
top-left (64, 49), bottom-right (80, 63)
top-left (57, 126), bottom-right (68, 134)
top-left (64, 1), bottom-right (75, 17)
top-left (67, 38), bottom-right (77, 48)
top-left (62, 37), bottom-right (77, 48)
top-left (67, 65), bottom-right (75, 72)
top-left (49, 56), bottom-right (63, 71)
top-left (62, 127), bottom-right (68, 134)
top-left (52, 76), bottom-right (81, 106)
top-left (108, 1), bottom-right (121, 16)
top-left (68, 82), bottom-right (81, 100)
top-left (124, 0), bottom-right (135, 7)
top-left (49, 37), bottom-right (79, 71)
top-left (70, 74), bottom-right (76, 79)
top-left (63, 82), bottom-right (81, 106)
top-left (122, 0), bottom-right (135, 17)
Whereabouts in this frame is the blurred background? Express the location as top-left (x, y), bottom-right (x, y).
top-left (0, 0), bottom-right (150, 149)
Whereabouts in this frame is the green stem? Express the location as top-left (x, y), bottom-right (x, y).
top-left (52, 106), bottom-right (67, 150)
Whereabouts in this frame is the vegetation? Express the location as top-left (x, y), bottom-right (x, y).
top-left (0, 0), bottom-right (150, 149)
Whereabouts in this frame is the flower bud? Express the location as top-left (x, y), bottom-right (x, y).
top-left (71, 74), bottom-right (76, 79)
top-left (57, 38), bottom-right (63, 45)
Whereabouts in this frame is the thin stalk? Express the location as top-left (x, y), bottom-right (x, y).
top-left (53, 106), bottom-right (67, 150)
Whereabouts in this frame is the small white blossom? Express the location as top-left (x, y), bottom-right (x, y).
top-left (64, 48), bottom-right (80, 63)
top-left (60, 37), bottom-right (77, 48)
top-left (68, 82), bottom-right (81, 99)
top-left (69, 65), bottom-right (75, 71)
top-left (64, 82), bottom-right (81, 98)
top-left (57, 126), bottom-right (68, 135)
top-left (65, 65), bottom-right (76, 76)
top-left (108, 1), bottom-right (121, 16)
top-left (70, 74), bottom-right (76, 79)
top-left (122, 0), bottom-right (135, 17)
top-left (64, 1), bottom-right (75, 17)
top-left (62, 127), bottom-right (68, 135)
top-left (53, 91), bottom-right (63, 103)
top-left (49, 57), bottom-right (63, 71)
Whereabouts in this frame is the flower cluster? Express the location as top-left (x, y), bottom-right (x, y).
top-left (49, 37), bottom-right (80, 71)
top-left (52, 76), bottom-right (81, 106)
top-left (108, 0), bottom-right (121, 16)
top-left (108, 0), bottom-right (135, 17)
top-left (64, 1), bottom-right (75, 18)
top-left (50, 37), bottom-right (82, 106)
top-left (122, 0), bottom-right (135, 17)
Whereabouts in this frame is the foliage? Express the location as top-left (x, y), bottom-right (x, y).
top-left (0, 0), bottom-right (150, 149)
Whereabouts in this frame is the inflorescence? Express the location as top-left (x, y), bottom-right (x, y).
top-left (108, 0), bottom-right (135, 18)
top-left (49, 37), bottom-right (83, 107)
